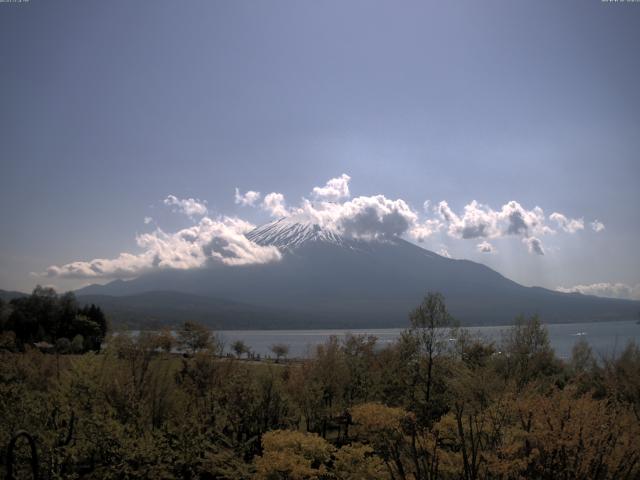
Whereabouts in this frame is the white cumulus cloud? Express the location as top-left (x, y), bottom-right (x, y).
top-left (477, 241), bottom-right (496, 254)
top-left (293, 194), bottom-right (419, 240)
top-left (523, 236), bottom-right (545, 255)
top-left (410, 219), bottom-right (442, 242)
top-left (436, 200), bottom-right (557, 255)
top-left (262, 192), bottom-right (289, 217)
top-left (42, 175), bottom-right (604, 281)
top-left (235, 188), bottom-right (262, 207)
top-left (550, 212), bottom-right (584, 233)
top-left (44, 216), bottom-right (281, 279)
top-left (163, 195), bottom-right (208, 218)
top-left (312, 173), bottom-right (351, 202)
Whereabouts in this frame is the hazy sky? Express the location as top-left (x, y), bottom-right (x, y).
top-left (1, 0), bottom-right (639, 297)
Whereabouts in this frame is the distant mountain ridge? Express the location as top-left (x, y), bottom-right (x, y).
top-left (74, 291), bottom-right (325, 330)
top-left (0, 289), bottom-right (28, 302)
top-left (73, 218), bottom-right (640, 329)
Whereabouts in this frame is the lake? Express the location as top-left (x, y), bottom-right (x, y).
top-left (217, 320), bottom-right (640, 360)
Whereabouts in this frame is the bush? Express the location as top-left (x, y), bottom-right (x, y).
top-left (71, 334), bottom-right (84, 354)
top-left (55, 337), bottom-right (71, 354)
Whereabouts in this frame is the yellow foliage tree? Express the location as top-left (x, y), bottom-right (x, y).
top-left (333, 443), bottom-right (387, 480)
top-left (255, 430), bottom-right (334, 479)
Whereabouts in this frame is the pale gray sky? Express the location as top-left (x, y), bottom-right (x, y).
top-left (1, 0), bottom-right (639, 297)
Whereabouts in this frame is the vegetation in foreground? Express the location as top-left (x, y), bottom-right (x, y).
top-left (1, 291), bottom-right (640, 479)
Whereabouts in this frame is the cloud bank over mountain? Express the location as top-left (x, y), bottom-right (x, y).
top-left (42, 174), bottom-right (605, 280)
top-left (556, 283), bottom-right (640, 301)
top-left (43, 216), bottom-right (281, 279)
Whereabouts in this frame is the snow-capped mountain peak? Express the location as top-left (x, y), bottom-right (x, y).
top-left (246, 218), bottom-right (346, 249)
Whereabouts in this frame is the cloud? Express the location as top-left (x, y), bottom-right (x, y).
top-left (437, 200), bottom-right (497, 239)
top-left (556, 282), bottom-right (640, 300)
top-left (523, 236), bottom-right (545, 255)
top-left (435, 200), bottom-right (558, 254)
top-left (333, 196), bottom-right (418, 239)
top-left (42, 175), bottom-right (603, 281)
top-left (163, 195), bottom-right (208, 217)
top-left (249, 175), bottom-right (421, 240)
top-left (44, 255), bottom-right (154, 280)
top-left (477, 241), bottom-right (496, 254)
top-left (262, 192), bottom-right (289, 217)
top-left (44, 216), bottom-right (281, 279)
top-left (293, 194), bottom-right (419, 239)
top-left (237, 176), bottom-right (587, 255)
top-left (235, 188), bottom-right (262, 207)
top-left (591, 220), bottom-right (605, 232)
top-left (550, 212), bottom-right (584, 233)
top-left (312, 173), bottom-right (351, 202)
top-left (438, 247), bottom-right (452, 258)
top-left (410, 219), bottom-right (442, 242)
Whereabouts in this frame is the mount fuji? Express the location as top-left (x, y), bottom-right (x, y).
top-left (76, 218), bottom-right (640, 329)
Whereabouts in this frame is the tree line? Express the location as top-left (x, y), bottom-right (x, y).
top-left (0, 292), bottom-right (639, 479)
top-left (0, 286), bottom-right (108, 354)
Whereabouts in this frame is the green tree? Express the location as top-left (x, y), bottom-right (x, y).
top-left (270, 343), bottom-right (290, 363)
top-left (71, 334), bottom-right (85, 353)
top-left (406, 292), bottom-right (457, 422)
top-left (177, 321), bottom-right (213, 354)
top-left (55, 337), bottom-right (71, 354)
top-left (232, 339), bottom-right (250, 358)
top-left (501, 314), bottom-right (559, 387)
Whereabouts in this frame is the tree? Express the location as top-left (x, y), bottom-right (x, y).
top-left (79, 303), bottom-right (108, 349)
top-left (177, 321), bottom-right (213, 354)
top-left (407, 292), bottom-right (457, 421)
top-left (0, 297), bottom-right (9, 330)
top-left (333, 443), bottom-right (387, 480)
top-left (231, 339), bottom-right (249, 359)
top-left (71, 334), bottom-right (84, 354)
top-left (255, 430), bottom-right (334, 479)
top-left (55, 337), bottom-right (71, 354)
top-left (156, 327), bottom-right (174, 353)
top-left (1, 287), bottom-right (108, 352)
top-left (570, 338), bottom-right (596, 374)
top-left (350, 402), bottom-right (439, 479)
top-left (342, 334), bottom-right (378, 405)
top-left (602, 341), bottom-right (640, 421)
top-left (72, 315), bottom-right (101, 350)
top-left (0, 330), bottom-right (16, 352)
top-left (501, 314), bottom-right (559, 387)
top-left (485, 388), bottom-right (640, 478)
top-left (270, 343), bottom-right (290, 363)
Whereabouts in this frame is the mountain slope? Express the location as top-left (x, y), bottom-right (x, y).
top-left (76, 291), bottom-right (329, 330)
top-left (76, 219), bottom-right (640, 328)
top-left (0, 289), bottom-right (28, 302)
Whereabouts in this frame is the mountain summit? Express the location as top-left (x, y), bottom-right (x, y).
top-left (75, 218), bottom-right (640, 329)
top-left (247, 218), bottom-right (348, 249)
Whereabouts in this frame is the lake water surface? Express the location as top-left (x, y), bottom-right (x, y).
top-left (218, 320), bottom-right (640, 360)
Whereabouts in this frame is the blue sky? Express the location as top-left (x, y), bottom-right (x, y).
top-left (1, 0), bottom-right (639, 298)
